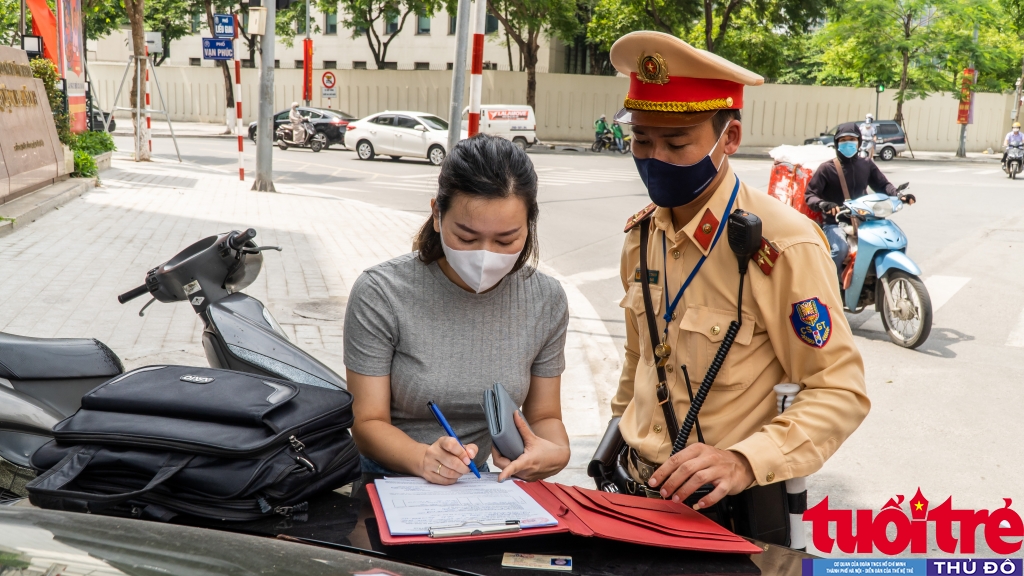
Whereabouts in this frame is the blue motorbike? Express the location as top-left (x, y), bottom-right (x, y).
top-left (836, 186), bottom-right (932, 348)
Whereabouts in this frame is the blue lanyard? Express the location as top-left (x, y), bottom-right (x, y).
top-left (660, 176), bottom-right (740, 331)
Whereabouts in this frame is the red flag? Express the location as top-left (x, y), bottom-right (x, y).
top-left (25, 0), bottom-right (59, 64)
top-left (302, 38), bottom-right (313, 102)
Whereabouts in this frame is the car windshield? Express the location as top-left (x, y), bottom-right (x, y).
top-left (418, 115), bottom-right (448, 130)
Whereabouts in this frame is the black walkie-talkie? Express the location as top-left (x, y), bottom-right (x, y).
top-left (672, 209), bottom-right (762, 455)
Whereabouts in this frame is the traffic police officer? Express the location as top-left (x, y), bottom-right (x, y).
top-left (610, 32), bottom-right (869, 517)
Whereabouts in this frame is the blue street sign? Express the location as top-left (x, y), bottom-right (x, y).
top-left (202, 38), bottom-right (234, 60)
top-left (213, 14), bottom-right (235, 38)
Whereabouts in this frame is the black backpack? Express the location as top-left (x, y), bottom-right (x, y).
top-left (26, 365), bottom-right (360, 522)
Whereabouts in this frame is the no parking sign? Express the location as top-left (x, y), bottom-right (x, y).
top-left (322, 72), bottom-right (337, 98)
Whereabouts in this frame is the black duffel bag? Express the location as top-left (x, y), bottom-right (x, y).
top-left (26, 365), bottom-right (360, 522)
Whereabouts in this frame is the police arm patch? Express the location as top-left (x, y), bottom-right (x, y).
top-left (790, 297), bottom-right (832, 348)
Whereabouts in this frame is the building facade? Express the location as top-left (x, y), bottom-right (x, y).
top-left (89, 8), bottom-right (565, 74)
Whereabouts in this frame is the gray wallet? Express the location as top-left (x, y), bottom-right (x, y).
top-left (483, 382), bottom-right (526, 460)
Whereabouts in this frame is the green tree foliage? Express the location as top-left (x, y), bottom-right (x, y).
top-left (489, 0), bottom-right (579, 107)
top-left (83, 0), bottom-right (126, 40)
top-left (0, 0), bottom-right (21, 47)
top-left (814, 0), bottom-right (1020, 125)
top-left (145, 0), bottom-right (199, 65)
top-left (316, 0), bottom-right (441, 69)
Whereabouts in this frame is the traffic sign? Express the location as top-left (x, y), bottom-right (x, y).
top-left (202, 38), bottom-right (234, 60)
top-left (214, 14), bottom-right (235, 38)
top-left (322, 71), bottom-right (337, 89)
top-left (322, 87), bottom-right (337, 98)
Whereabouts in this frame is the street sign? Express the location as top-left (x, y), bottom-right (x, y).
top-left (322, 87), bottom-right (337, 98)
top-left (214, 14), bottom-right (235, 38)
top-left (202, 38), bottom-right (234, 60)
top-left (322, 71), bottom-right (337, 89)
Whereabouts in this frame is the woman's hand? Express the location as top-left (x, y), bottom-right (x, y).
top-left (491, 411), bottom-right (570, 482)
top-left (421, 437), bottom-right (478, 485)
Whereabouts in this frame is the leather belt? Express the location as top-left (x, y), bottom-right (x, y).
top-left (626, 448), bottom-right (663, 499)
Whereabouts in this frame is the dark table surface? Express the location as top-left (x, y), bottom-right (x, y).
top-left (183, 475), bottom-right (814, 576)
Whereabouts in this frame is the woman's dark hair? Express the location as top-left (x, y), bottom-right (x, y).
top-left (416, 134), bottom-right (539, 273)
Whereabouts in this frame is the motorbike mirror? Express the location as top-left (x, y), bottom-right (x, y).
top-left (896, 182), bottom-right (909, 192)
top-left (727, 209), bottom-right (762, 275)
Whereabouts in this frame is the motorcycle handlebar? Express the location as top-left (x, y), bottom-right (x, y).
top-left (118, 284), bottom-right (150, 304)
top-left (228, 228), bottom-right (257, 250)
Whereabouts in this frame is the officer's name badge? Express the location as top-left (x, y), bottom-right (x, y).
top-left (790, 297), bottom-right (832, 348)
top-left (634, 268), bottom-right (659, 284)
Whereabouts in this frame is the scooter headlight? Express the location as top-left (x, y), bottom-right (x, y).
top-left (871, 199), bottom-right (894, 218)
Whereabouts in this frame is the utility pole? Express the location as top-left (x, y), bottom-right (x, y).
top-left (956, 24), bottom-right (979, 159)
top-left (447, 0), bottom-right (471, 155)
top-left (1012, 56), bottom-right (1024, 123)
top-left (19, 0), bottom-right (26, 36)
top-left (253, 0), bottom-right (276, 192)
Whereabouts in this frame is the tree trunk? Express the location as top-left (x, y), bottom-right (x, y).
top-left (525, 32), bottom-right (539, 109)
top-left (895, 49), bottom-right (909, 126)
top-left (124, 0), bottom-right (150, 161)
top-left (205, 0), bottom-right (235, 134)
top-left (703, 0), bottom-right (714, 51)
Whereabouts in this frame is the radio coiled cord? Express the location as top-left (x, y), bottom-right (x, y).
top-left (671, 271), bottom-right (745, 455)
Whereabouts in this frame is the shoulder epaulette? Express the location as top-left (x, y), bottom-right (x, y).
top-left (624, 203), bottom-right (656, 233)
top-left (751, 237), bottom-right (780, 275)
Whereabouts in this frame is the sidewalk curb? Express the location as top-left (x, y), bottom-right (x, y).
top-left (0, 178), bottom-right (96, 239)
top-left (112, 131), bottom-right (238, 140)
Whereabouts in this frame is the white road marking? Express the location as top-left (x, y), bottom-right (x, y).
top-left (1007, 307), bottom-right (1024, 347)
top-left (923, 275), bottom-right (970, 313)
top-left (565, 267), bottom-right (620, 285)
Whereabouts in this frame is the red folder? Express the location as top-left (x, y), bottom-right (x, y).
top-left (366, 480), bottom-right (762, 554)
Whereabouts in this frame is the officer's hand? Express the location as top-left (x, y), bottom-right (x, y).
top-left (491, 411), bottom-right (570, 482)
top-left (647, 444), bottom-right (755, 509)
top-left (422, 437), bottom-right (478, 485)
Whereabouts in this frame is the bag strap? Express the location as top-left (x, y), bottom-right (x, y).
top-left (832, 158), bottom-right (852, 201)
top-left (27, 446), bottom-right (193, 509)
top-left (638, 219), bottom-right (680, 442)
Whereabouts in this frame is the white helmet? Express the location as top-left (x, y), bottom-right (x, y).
top-left (865, 113), bottom-right (874, 122)
top-left (291, 102), bottom-right (299, 108)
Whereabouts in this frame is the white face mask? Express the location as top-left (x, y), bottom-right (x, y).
top-left (438, 219), bottom-right (522, 293)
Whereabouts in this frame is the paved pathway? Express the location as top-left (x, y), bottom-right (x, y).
top-left (0, 154), bottom-right (611, 486)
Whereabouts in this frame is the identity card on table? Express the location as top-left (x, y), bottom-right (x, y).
top-left (373, 473), bottom-right (558, 536)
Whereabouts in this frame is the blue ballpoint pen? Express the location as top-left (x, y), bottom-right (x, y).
top-left (427, 401), bottom-right (481, 478)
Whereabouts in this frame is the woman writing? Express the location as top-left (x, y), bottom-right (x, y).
top-left (343, 135), bottom-right (571, 484)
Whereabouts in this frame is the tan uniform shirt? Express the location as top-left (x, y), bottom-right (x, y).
top-left (614, 166), bottom-right (869, 487)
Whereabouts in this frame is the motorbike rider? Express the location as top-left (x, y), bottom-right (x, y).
top-left (611, 120), bottom-right (625, 152)
top-left (1002, 122), bottom-right (1023, 165)
top-left (594, 114), bottom-right (610, 145)
top-left (805, 122), bottom-right (916, 275)
top-left (859, 113), bottom-right (877, 159)
top-left (288, 102), bottom-right (306, 143)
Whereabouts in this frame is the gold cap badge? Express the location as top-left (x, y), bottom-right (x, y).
top-left (636, 52), bottom-right (669, 85)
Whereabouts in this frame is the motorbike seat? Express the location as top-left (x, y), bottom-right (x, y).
top-left (0, 332), bottom-right (123, 380)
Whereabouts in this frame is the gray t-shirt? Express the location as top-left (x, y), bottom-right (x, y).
top-left (344, 252), bottom-right (569, 466)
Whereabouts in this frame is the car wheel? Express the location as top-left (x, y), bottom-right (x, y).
top-left (357, 140), bottom-right (375, 160)
top-left (513, 137), bottom-right (528, 151)
top-left (390, 155), bottom-right (402, 160)
top-left (880, 147), bottom-right (895, 161)
top-left (428, 145), bottom-right (445, 166)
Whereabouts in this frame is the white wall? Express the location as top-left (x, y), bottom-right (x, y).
top-left (86, 62), bottom-right (1015, 150)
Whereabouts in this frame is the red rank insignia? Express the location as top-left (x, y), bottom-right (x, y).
top-left (751, 237), bottom-right (779, 275)
top-left (692, 209), bottom-right (719, 251)
top-left (624, 203), bottom-right (656, 232)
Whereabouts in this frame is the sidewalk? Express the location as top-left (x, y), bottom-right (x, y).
top-left (0, 154), bottom-right (609, 487)
top-left (112, 119), bottom-right (238, 139)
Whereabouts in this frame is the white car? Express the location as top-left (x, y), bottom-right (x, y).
top-left (346, 111), bottom-right (466, 166)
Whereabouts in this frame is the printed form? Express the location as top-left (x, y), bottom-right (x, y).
top-left (374, 473), bottom-right (559, 535)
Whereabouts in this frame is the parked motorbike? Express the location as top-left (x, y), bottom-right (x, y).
top-left (836, 185), bottom-right (932, 348)
top-left (276, 120), bottom-right (328, 152)
top-left (0, 229), bottom-right (346, 490)
top-left (591, 132), bottom-right (631, 154)
top-left (1004, 144), bottom-right (1023, 179)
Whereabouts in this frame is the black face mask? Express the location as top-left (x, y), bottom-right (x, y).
top-left (632, 126), bottom-right (728, 208)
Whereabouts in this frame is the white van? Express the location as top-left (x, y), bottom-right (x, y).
top-left (462, 105), bottom-right (537, 149)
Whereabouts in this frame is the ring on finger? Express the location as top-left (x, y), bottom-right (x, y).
top-left (436, 463), bottom-right (443, 475)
